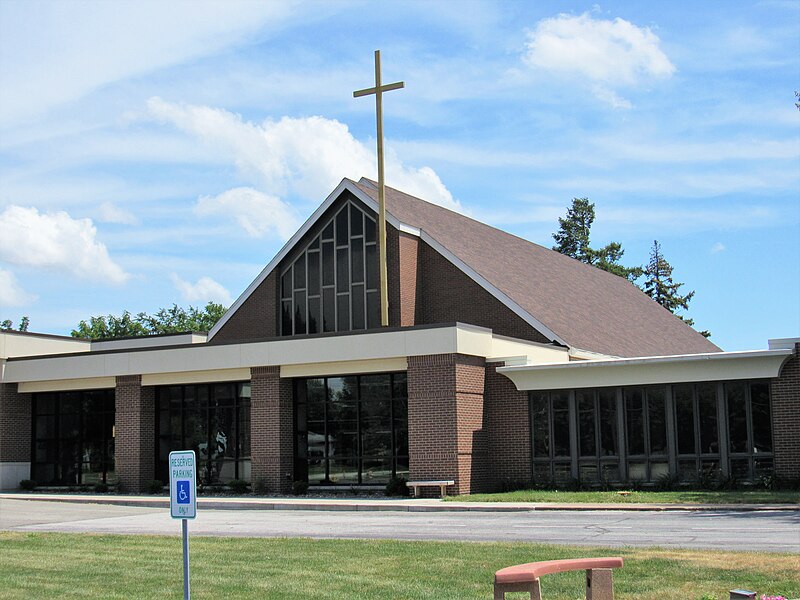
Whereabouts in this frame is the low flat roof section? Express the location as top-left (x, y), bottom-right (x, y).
top-left (497, 348), bottom-right (794, 391)
top-left (3, 323), bottom-right (567, 389)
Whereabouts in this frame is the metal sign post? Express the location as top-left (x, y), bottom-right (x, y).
top-left (169, 450), bottom-right (197, 600)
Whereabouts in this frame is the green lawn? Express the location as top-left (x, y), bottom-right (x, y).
top-left (0, 533), bottom-right (797, 599)
top-left (446, 489), bottom-right (800, 504)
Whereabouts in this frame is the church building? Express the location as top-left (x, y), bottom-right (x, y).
top-left (1, 177), bottom-right (797, 493)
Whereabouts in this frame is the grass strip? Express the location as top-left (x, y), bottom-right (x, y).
top-left (445, 489), bottom-right (800, 504)
top-left (0, 532), bottom-right (797, 599)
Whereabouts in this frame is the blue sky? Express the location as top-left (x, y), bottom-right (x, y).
top-left (0, 0), bottom-right (798, 351)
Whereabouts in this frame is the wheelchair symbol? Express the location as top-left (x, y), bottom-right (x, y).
top-left (176, 480), bottom-right (191, 505)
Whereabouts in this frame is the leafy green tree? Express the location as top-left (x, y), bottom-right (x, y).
top-left (1, 316), bottom-right (30, 332)
top-left (71, 302), bottom-right (227, 340)
top-left (553, 198), bottom-right (642, 281)
top-left (643, 240), bottom-right (710, 337)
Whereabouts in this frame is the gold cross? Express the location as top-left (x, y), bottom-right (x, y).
top-left (354, 50), bottom-right (404, 328)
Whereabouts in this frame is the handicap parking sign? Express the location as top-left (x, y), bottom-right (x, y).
top-left (169, 450), bottom-right (197, 519)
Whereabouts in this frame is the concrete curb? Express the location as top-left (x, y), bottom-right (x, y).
top-left (1, 493), bottom-right (797, 513)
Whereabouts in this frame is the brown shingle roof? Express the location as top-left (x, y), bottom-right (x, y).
top-left (353, 178), bottom-right (720, 358)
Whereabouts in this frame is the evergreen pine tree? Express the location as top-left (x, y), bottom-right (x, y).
top-left (553, 198), bottom-right (641, 281)
top-left (643, 240), bottom-right (709, 337)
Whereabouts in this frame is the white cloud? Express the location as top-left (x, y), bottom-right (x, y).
top-left (523, 12), bottom-right (675, 108)
top-left (195, 187), bottom-right (299, 239)
top-left (0, 268), bottom-right (35, 306)
top-left (98, 201), bottom-right (139, 225)
top-left (170, 273), bottom-right (233, 306)
top-left (145, 97), bottom-right (461, 211)
top-left (0, 206), bottom-right (129, 283)
top-left (711, 242), bottom-right (726, 253)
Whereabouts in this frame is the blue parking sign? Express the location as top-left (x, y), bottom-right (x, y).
top-left (169, 450), bottom-right (197, 519)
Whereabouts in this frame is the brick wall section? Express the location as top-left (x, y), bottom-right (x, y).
top-left (407, 353), bottom-right (489, 495)
top-left (486, 363), bottom-right (531, 490)
top-left (397, 232), bottom-right (419, 327)
top-left (115, 376), bottom-right (155, 493)
top-left (416, 241), bottom-right (551, 344)
top-left (251, 366), bottom-right (294, 493)
top-left (771, 342), bottom-right (800, 480)
top-left (0, 383), bottom-right (31, 463)
top-left (210, 271), bottom-right (277, 343)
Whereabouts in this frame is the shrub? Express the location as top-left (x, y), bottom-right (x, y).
top-left (385, 476), bottom-right (409, 497)
top-left (654, 473), bottom-right (680, 491)
top-left (228, 479), bottom-right (249, 495)
top-left (252, 478), bottom-right (268, 495)
top-left (292, 480), bottom-right (309, 496)
top-left (147, 479), bottom-right (164, 495)
top-left (19, 479), bottom-right (37, 491)
top-left (93, 483), bottom-right (109, 493)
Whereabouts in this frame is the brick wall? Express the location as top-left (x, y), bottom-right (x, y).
top-left (416, 241), bottom-right (550, 344)
top-left (210, 271), bottom-right (277, 343)
top-left (0, 383), bottom-right (31, 463)
top-left (115, 375), bottom-right (155, 493)
top-left (251, 366), bottom-right (294, 493)
top-left (386, 227), bottom-right (419, 328)
top-left (407, 353), bottom-right (489, 495)
top-left (772, 342), bottom-right (800, 480)
top-left (486, 363), bottom-right (531, 490)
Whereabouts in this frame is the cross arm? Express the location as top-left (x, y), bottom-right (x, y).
top-left (353, 81), bottom-right (405, 98)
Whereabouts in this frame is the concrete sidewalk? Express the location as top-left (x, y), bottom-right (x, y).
top-left (1, 492), bottom-right (797, 512)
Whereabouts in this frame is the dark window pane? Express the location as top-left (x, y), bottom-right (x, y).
top-left (323, 288), bottom-right (335, 332)
top-left (308, 297), bottom-right (320, 334)
top-left (366, 291), bottom-right (380, 329)
top-left (647, 387), bottom-right (667, 455)
top-left (531, 393), bottom-right (550, 458)
top-left (674, 384), bottom-right (696, 455)
top-left (361, 374), bottom-right (390, 402)
top-left (351, 284), bottom-right (365, 330)
top-left (351, 205), bottom-right (363, 236)
top-left (336, 207), bottom-right (349, 246)
top-left (365, 214), bottom-right (376, 243)
top-left (750, 383), bottom-right (772, 453)
top-left (726, 382), bottom-right (748, 453)
top-left (293, 291), bottom-right (306, 335)
top-left (322, 221), bottom-right (334, 240)
top-left (308, 251), bottom-right (320, 296)
top-left (281, 270), bottom-right (292, 299)
top-left (365, 244), bottom-right (378, 289)
top-left (337, 294), bottom-right (350, 331)
top-left (625, 388), bottom-right (645, 455)
top-left (336, 248), bottom-right (349, 292)
top-left (392, 373), bottom-right (407, 399)
top-left (351, 236), bottom-right (364, 283)
top-left (322, 242), bottom-right (334, 286)
top-left (577, 390), bottom-right (596, 458)
top-left (293, 255), bottom-right (306, 290)
top-left (697, 383), bottom-right (719, 454)
top-left (552, 392), bottom-right (570, 457)
top-left (309, 235), bottom-right (320, 250)
top-left (598, 389), bottom-right (617, 456)
top-left (36, 394), bottom-right (57, 414)
top-left (281, 300), bottom-right (292, 336)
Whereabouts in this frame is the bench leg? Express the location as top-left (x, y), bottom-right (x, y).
top-left (493, 580), bottom-right (541, 600)
top-left (440, 484), bottom-right (446, 498)
top-left (413, 486), bottom-right (421, 498)
top-left (586, 568), bottom-right (614, 600)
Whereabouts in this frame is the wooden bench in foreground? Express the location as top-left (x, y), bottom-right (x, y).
top-left (406, 480), bottom-right (455, 498)
top-left (494, 556), bottom-right (624, 600)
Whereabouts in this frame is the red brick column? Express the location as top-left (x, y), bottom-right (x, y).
top-left (115, 375), bottom-right (155, 493)
top-left (0, 382), bottom-right (32, 489)
top-left (486, 362), bottom-right (531, 490)
top-left (771, 343), bottom-right (800, 480)
top-left (407, 353), bottom-right (488, 495)
top-left (251, 366), bottom-right (293, 494)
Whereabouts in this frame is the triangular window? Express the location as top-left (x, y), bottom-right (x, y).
top-left (280, 200), bottom-right (379, 335)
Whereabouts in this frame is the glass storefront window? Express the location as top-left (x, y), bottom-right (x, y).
top-left (156, 382), bottom-right (251, 485)
top-left (295, 372), bottom-right (408, 485)
top-left (31, 389), bottom-right (116, 486)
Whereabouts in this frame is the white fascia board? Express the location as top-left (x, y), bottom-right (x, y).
top-left (419, 230), bottom-right (567, 347)
top-left (497, 349), bottom-right (793, 391)
top-left (768, 337), bottom-right (800, 350)
top-left (207, 179), bottom-right (418, 340)
top-left (3, 324), bottom-right (492, 384)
